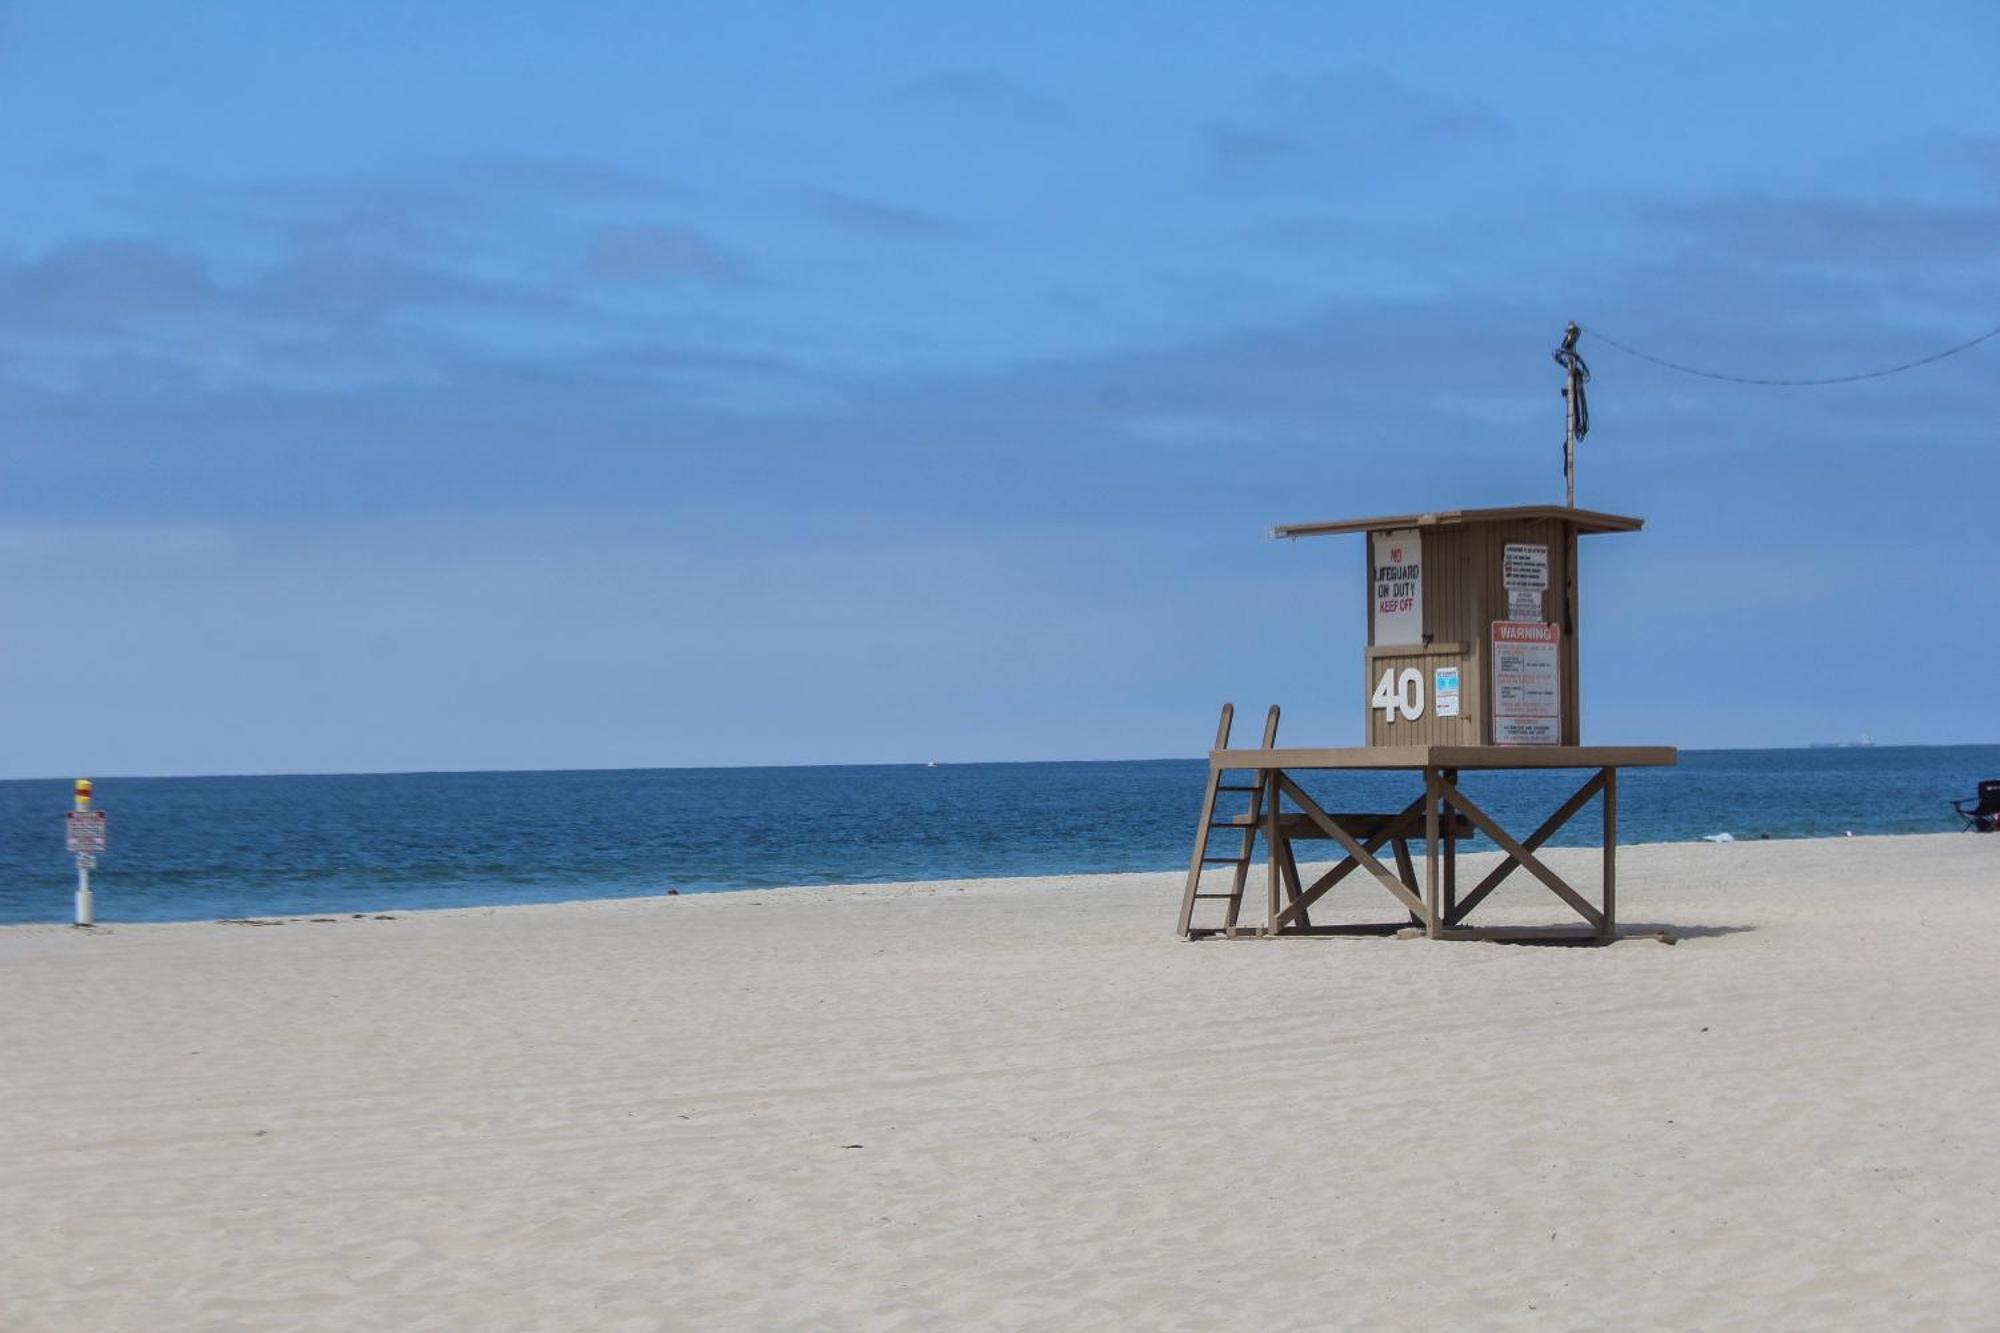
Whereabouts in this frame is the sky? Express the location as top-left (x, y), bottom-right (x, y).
top-left (1, 1), bottom-right (1996, 777)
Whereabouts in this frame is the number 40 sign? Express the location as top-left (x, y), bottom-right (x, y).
top-left (1371, 667), bottom-right (1425, 722)
top-left (1371, 665), bottom-right (1462, 723)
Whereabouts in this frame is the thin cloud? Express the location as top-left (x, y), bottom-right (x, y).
top-left (892, 70), bottom-right (1064, 124)
top-left (449, 159), bottom-right (670, 198)
top-left (1208, 124), bottom-right (1308, 175)
top-left (247, 252), bottom-right (584, 325)
top-left (228, 160), bottom-right (675, 256)
top-left (582, 225), bottom-right (751, 285)
top-left (801, 187), bottom-right (954, 236)
top-left (242, 159), bottom-right (669, 212)
top-left (0, 239), bottom-right (218, 332)
top-left (1644, 190), bottom-right (2000, 264)
top-left (1273, 70), bottom-right (1508, 144)
top-left (1931, 132), bottom-right (2000, 186)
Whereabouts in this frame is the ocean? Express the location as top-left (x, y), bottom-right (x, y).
top-left (2, 745), bottom-right (1994, 925)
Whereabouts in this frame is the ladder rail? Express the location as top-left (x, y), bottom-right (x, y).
top-left (1176, 704), bottom-right (1234, 937)
top-left (1179, 704), bottom-right (1280, 938)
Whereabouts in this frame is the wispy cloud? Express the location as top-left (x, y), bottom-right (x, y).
top-left (1264, 70), bottom-right (1508, 146)
top-left (582, 224), bottom-right (751, 285)
top-left (0, 239), bottom-right (218, 332)
top-left (891, 70), bottom-right (1064, 124)
top-left (1208, 124), bottom-right (1308, 176)
top-left (221, 160), bottom-right (675, 257)
top-left (1193, 71), bottom-right (1504, 184)
top-left (1644, 190), bottom-right (2000, 265)
top-left (248, 252), bottom-right (586, 325)
top-left (800, 187), bottom-right (954, 236)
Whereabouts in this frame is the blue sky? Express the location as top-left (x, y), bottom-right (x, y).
top-left (2, 1), bottom-right (1996, 776)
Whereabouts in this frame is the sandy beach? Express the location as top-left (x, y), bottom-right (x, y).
top-left (4, 833), bottom-right (1997, 1330)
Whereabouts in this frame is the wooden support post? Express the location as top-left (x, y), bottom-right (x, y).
top-left (1424, 767), bottom-right (1442, 939)
top-left (1443, 768), bottom-right (1458, 924)
top-left (1265, 771), bottom-right (1282, 935)
top-left (1601, 766), bottom-right (1617, 939)
top-left (1260, 709), bottom-right (1281, 935)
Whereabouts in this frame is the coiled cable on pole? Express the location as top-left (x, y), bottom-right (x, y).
top-left (1552, 322), bottom-right (1591, 441)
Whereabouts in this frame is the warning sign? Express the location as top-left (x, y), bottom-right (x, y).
top-left (1492, 621), bottom-right (1560, 745)
top-left (66, 810), bottom-right (107, 856)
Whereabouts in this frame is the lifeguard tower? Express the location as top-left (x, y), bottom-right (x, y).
top-left (1177, 490), bottom-right (1676, 939)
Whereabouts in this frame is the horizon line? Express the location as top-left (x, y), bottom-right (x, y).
top-left (4, 740), bottom-right (1996, 785)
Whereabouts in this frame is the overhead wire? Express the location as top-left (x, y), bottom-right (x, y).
top-left (1580, 320), bottom-right (2000, 386)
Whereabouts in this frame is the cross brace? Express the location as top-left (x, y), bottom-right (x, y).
top-left (1272, 779), bottom-right (1430, 928)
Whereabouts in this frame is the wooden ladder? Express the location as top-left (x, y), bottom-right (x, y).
top-left (1177, 703), bottom-right (1280, 938)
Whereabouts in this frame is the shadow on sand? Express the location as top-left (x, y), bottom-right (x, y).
top-left (1482, 921), bottom-right (1757, 947)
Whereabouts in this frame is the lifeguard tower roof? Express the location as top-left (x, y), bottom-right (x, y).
top-left (1271, 504), bottom-right (1643, 540)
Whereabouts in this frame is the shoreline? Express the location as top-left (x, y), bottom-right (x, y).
top-left (0, 826), bottom-right (1971, 931)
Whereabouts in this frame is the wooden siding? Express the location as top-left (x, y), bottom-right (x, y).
top-left (1364, 643), bottom-right (1479, 746)
top-left (1360, 516), bottom-right (1594, 747)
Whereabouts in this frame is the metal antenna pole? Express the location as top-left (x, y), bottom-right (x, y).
top-left (1563, 390), bottom-right (1575, 507)
top-left (1552, 322), bottom-right (1588, 508)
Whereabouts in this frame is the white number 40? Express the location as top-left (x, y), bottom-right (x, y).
top-left (1372, 667), bottom-right (1425, 722)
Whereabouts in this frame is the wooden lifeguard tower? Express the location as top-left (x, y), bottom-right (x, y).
top-left (1177, 504), bottom-right (1676, 943)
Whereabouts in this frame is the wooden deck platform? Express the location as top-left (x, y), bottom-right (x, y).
top-left (1179, 709), bottom-right (1677, 943)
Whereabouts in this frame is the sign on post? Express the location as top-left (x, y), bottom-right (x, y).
top-left (66, 810), bottom-right (107, 859)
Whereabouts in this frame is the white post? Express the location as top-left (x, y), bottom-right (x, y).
top-left (70, 778), bottom-right (99, 928)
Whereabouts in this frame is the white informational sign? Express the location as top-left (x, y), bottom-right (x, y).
top-left (1491, 621), bottom-right (1560, 745)
top-left (1434, 666), bottom-right (1461, 717)
top-left (1371, 529), bottom-right (1423, 646)
top-left (66, 810), bottom-right (107, 856)
top-left (1504, 543), bottom-right (1547, 623)
top-left (1503, 543), bottom-right (1549, 591)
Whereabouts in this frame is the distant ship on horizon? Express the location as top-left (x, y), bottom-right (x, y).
top-left (1808, 733), bottom-right (1876, 749)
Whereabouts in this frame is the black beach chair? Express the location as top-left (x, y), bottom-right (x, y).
top-left (1953, 780), bottom-right (2000, 832)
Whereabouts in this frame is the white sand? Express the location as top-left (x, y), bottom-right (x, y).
top-left (4, 834), bottom-right (1998, 1330)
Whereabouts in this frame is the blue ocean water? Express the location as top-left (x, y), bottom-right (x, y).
top-left (1, 746), bottom-right (1994, 924)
